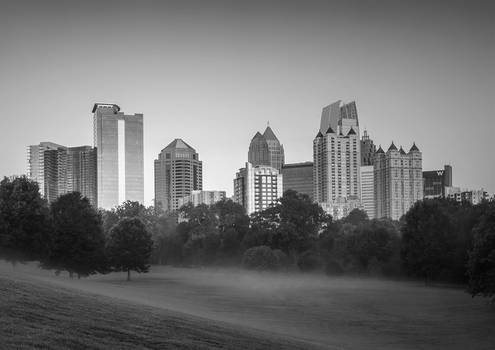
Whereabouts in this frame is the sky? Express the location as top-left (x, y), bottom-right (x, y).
top-left (0, 0), bottom-right (494, 205)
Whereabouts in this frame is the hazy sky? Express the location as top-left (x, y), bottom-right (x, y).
top-left (1, 0), bottom-right (494, 204)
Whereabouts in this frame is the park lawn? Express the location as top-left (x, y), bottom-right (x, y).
top-left (0, 274), bottom-right (320, 350)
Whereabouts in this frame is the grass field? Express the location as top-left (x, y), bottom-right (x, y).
top-left (1, 263), bottom-right (495, 349)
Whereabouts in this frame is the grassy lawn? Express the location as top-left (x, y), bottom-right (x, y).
top-left (0, 273), bottom-right (319, 349)
top-left (1, 264), bottom-right (495, 349)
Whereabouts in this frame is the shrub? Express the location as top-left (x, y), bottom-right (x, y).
top-left (297, 250), bottom-right (322, 272)
top-left (273, 249), bottom-right (290, 269)
top-left (325, 259), bottom-right (344, 276)
top-left (242, 246), bottom-right (279, 271)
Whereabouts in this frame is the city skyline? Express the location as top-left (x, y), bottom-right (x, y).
top-left (1, 0), bottom-right (494, 205)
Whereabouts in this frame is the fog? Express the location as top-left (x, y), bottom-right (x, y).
top-left (2, 261), bottom-right (494, 349)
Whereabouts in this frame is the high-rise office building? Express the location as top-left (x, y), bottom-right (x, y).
top-left (28, 143), bottom-right (97, 205)
top-left (313, 100), bottom-right (361, 219)
top-left (233, 162), bottom-right (283, 215)
top-left (374, 143), bottom-right (423, 220)
top-left (281, 162), bottom-right (313, 200)
top-left (360, 165), bottom-right (375, 219)
top-left (177, 190), bottom-right (226, 208)
top-left (423, 165), bottom-right (452, 199)
top-left (360, 130), bottom-right (376, 166)
top-left (93, 103), bottom-right (144, 209)
top-left (248, 126), bottom-right (285, 171)
top-left (154, 138), bottom-right (203, 212)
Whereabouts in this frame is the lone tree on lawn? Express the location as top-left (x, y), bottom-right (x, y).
top-left (106, 217), bottom-right (153, 281)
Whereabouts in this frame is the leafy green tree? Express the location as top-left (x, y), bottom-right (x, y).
top-left (106, 217), bottom-right (153, 281)
top-left (0, 176), bottom-right (51, 263)
top-left (46, 192), bottom-right (106, 277)
top-left (467, 202), bottom-right (495, 299)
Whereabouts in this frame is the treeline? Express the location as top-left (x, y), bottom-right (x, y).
top-left (0, 176), bottom-right (152, 280)
top-left (0, 175), bottom-right (494, 299)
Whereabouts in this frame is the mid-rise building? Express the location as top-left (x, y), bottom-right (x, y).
top-left (93, 103), bottom-right (144, 209)
top-left (360, 165), bottom-right (375, 219)
top-left (154, 139), bottom-right (203, 212)
top-left (445, 187), bottom-right (488, 205)
top-left (248, 126), bottom-right (285, 172)
top-left (374, 142), bottom-right (423, 220)
top-left (233, 162), bottom-right (283, 215)
top-left (313, 100), bottom-right (361, 219)
top-left (177, 190), bottom-right (226, 208)
top-left (423, 165), bottom-right (453, 198)
top-left (360, 130), bottom-right (376, 166)
top-left (281, 162), bottom-right (313, 199)
top-left (27, 143), bottom-right (97, 205)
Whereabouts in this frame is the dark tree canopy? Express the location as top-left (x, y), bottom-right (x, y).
top-left (467, 202), bottom-right (495, 298)
top-left (106, 217), bottom-right (153, 280)
top-left (46, 192), bottom-right (106, 277)
top-left (0, 176), bottom-right (51, 263)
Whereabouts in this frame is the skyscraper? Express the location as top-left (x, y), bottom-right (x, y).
top-left (313, 100), bottom-right (361, 219)
top-left (360, 165), bottom-right (375, 219)
top-left (374, 143), bottom-right (423, 220)
top-left (93, 103), bottom-right (144, 209)
top-left (27, 143), bottom-right (97, 205)
top-left (360, 130), bottom-right (376, 166)
top-left (248, 126), bottom-right (285, 171)
top-left (154, 139), bottom-right (203, 212)
top-left (233, 162), bottom-right (283, 215)
top-left (177, 190), bottom-right (226, 208)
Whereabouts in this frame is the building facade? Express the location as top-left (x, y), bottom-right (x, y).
top-left (248, 126), bottom-right (284, 172)
top-left (374, 143), bottom-right (423, 220)
top-left (154, 138), bottom-right (203, 212)
top-left (423, 165), bottom-right (452, 198)
top-left (233, 162), bottom-right (283, 215)
top-left (281, 162), bottom-right (313, 200)
top-left (360, 130), bottom-right (376, 166)
top-left (313, 100), bottom-right (361, 219)
top-left (360, 165), bottom-right (375, 219)
top-left (28, 142), bottom-right (97, 205)
top-left (93, 103), bottom-right (144, 209)
top-left (445, 187), bottom-right (488, 205)
top-left (177, 190), bottom-right (226, 208)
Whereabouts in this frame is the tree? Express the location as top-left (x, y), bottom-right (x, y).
top-left (341, 208), bottom-right (369, 226)
top-left (0, 176), bottom-right (52, 263)
top-left (106, 217), bottom-right (153, 281)
top-left (467, 202), bottom-right (495, 299)
top-left (401, 200), bottom-right (455, 282)
top-left (46, 192), bottom-right (106, 277)
top-left (242, 246), bottom-right (279, 271)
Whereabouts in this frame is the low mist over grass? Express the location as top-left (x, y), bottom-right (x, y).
top-left (2, 262), bottom-right (495, 349)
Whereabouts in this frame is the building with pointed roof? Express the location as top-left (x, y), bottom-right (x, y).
top-left (248, 126), bottom-right (285, 172)
top-left (313, 100), bottom-right (361, 219)
top-left (374, 141), bottom-right (423, 220)
top-left (154, 138), bottom-right (202, 212)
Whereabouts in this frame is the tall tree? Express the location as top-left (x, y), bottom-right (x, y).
top-left (467, 202), bottom-right (495, 299)
top-left (0, 176), bottom-right (51, 263)
top-left (46, 192), bottom-right (106, 277)
top-left (106, 217), bottom-right (153, 281)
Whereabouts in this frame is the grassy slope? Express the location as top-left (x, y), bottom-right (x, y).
top-left (0, 275), bottom-right (321, 350)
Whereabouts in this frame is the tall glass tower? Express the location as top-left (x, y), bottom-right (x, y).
top-left (93, 103), bottom-right (144, 209)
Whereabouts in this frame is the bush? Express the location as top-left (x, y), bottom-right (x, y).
top-left (273, 249), bottom-right (290, 269)
top-left (242, 246), bottom-right (279, 271)
top-left (325, 259), bottom-right (344, 276)
top-left (297, 250), bottom-right (321, 272)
